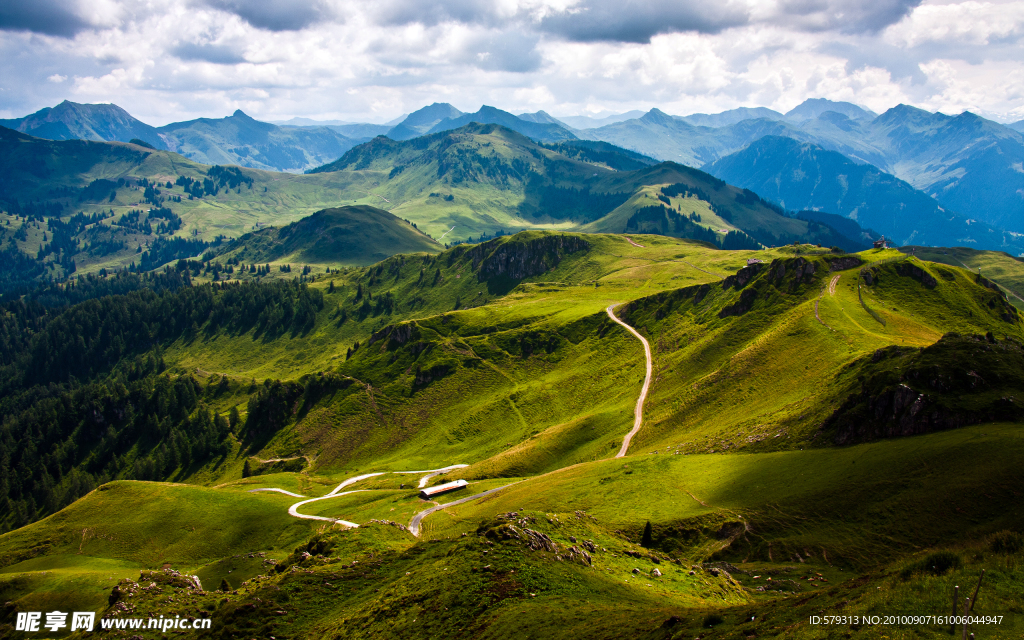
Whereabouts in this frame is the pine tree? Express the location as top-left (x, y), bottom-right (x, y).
top-left (220, 578), bottom-right (231, 592)
top-left (641, 520), bottom-right (653, 548)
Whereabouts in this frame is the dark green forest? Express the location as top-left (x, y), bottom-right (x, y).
top-left (0, 272), bottom-right (326, 532)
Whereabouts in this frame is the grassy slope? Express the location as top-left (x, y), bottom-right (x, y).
top-left (310, 123), bottom-right (852, 247)
top-left (2, 123), bottom-right (858, 290)
top-left (1, 237), bottom-right (1022, 638)
top-left (902, 245), bottom-right (1024, 308)
top-left (211, 205), bottom-right (441, 266)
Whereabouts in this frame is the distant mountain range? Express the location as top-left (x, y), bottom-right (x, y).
top-left (0, 101), bottom-right (372, 173)
top-left (3, 98), bottom-right (1022, 254)
top-left (0, 101), bottom-right (165, 149)
top-left (569, 101), bottom-right (1024, 241)
top-left (707, 136), bottom-right (1016, 249)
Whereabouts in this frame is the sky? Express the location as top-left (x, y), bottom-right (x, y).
top-left (1, 0), bottom-right (1022, 125)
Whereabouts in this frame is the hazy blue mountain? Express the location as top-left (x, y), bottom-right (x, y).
top-left (581, 108), bottom-right (805, 166)
top-left (271, 117), bottom-right (354, 126)
top-left (1007, 120), bottom-right (1024, 133)
top-left (866, 107), bottom-right (1024, 232)
top-left (0, 100), bottom-right (166, 149)
top-left (386, 103), bottom-right (464, 140)
top-left (785, 98), bottom-right (876, 122)
top-left (425, 106), bottom-right (577, 142)
top-left (326, 123), bottom-right (392, 138)
top-left (547, 111), bottom-right (645, 129)
top-left (516, 110), bottom-right (567, 126)
top-left (706, 135), bottom-right (1024, 254)
top-left (155, 110), bottom-right (363, 173)
top-left (269, 117), bottom-right (391, 137)
top-left (678, 107), bottom-right (784, 128)
top-left (575, 101), bottom-right (1023, 234)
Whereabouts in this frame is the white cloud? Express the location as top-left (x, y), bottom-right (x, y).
top-left (0, 0), bottom-right (1020, 123)
top-left (885, 1), bottom-right (1024, 47)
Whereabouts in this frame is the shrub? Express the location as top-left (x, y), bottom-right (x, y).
top-left (702, 613), bottom-right (724, 627)
top-left (989, 530), bottom-right (1023, 554)
top-left (924, 551), bottom-right (961, 575)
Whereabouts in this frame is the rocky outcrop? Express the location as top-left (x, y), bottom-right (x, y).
top-left (468, 234), bottom-right (590, 282)
top-left (721, 263), bottom-right (764, 290)
top-left (823, 334), bottom-right (1024, 445)
top-left (367, 321), bottom-right (418, 349)
top-left (718, 288), bottom-right (758, 318)
top-left (895, 261), bottom-right (938, 288)
top-left (827, 255), bottom-right (863, 272)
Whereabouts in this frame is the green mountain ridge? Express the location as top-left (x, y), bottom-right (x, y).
top-left (211, 205), bottom-right (441, 266)
top-left (310, 122), bottom-right (863, 249)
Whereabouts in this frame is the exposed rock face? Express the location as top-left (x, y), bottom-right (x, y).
top-left (823, 334), bottom-right (1024, 445)
top-left (477, 513), bottom-right (593, 565)
top-left (827, 255), bottom-right (863, 272)
top-left (895, 261), bottom-right (938, 288)
top-left (468, 234), bottom-right (590, 282)
top-left (718, 288), bottom-right (758, 318)
top-left (721, 263), bottom-right (765, 290)
top-left (367, 321), bottom-right (417, 348)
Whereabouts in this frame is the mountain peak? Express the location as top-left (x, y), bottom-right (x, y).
top-left (232, 109), bottom-right (252, 119)
top-left (785, 98), bottom-right (875, 122)
top-left (873, 103), bottom-right (948, 127)
top-left (642, 108), bottom-right (680, 126)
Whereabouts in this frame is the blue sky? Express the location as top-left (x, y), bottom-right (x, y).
top-left (1, 0), bottom-right (1022, 124)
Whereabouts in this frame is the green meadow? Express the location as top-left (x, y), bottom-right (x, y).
top-left (1, 230), bottom-right (1022, 638)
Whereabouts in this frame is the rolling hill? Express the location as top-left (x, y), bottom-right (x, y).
top-left (0, 126), bottom-right (407, 283)
top-left (0, 121), bottom-right (874, 296)
top-left (211, 205), bottom-right (441, 266)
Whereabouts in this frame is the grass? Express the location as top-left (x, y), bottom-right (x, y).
top-left (434, 424), bottom-right (1024, 567)
top-left (0, 481), bottom-right (314, 569)
top-left (902, 245), bottom-right (1024, 309)
top-left (1, 234), bottom-right (1023, 638)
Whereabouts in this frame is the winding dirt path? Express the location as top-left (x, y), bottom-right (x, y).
top-left (606, 304), bottom-right (653, 458)
top-left (257, 466), bottom-right (474, 529)
top-left (248, 488), bottom-right (305, 498)
top-left (408, 483), bottom-right (522, 537)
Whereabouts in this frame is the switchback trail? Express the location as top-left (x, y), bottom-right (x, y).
top-left (408, 482), bottom-right (522, 537)
top-left (257, 466), bottom-right (478, 529)
top-left (606, 304), bottom-right (653, 458)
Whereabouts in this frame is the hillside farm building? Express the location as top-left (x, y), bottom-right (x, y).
top-left (420, 479), bottom-right (468, 499)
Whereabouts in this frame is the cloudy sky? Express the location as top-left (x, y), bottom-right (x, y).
top-left (1, 0), bottom-right (1022, 124)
